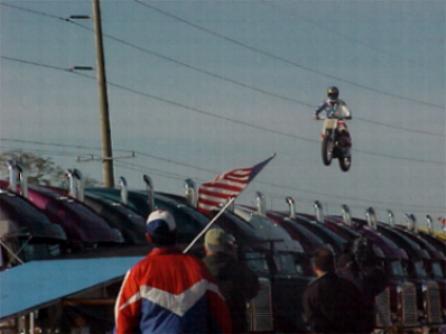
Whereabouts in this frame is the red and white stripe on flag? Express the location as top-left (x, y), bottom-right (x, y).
top-left (197, 155), bottom-right (275, 215)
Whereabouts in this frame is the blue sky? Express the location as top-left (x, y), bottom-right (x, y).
top-left (0, 0), bottom-right (445, 228)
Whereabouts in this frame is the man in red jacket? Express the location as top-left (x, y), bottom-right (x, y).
top-left (115, 209), bottom-right (232, 333)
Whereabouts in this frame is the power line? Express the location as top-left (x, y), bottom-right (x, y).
top-left (106, 80), bottom-right (446, 165)
top-left (3, 140), bottom-right (442, 218)
top-left (0, 137), bottom-right (133, 154)
top-left (133, 0), bottom-right (444, 111)
top-left (115, 161), bottom-right (195, 180)
top-left (256, 178), bottom-right (446, 212)
top-left (72, 19), bottom-right (445, 137)
top-left (264, 192), bottom-right (444, 216)
top-left (0, 145), bottom-right (82, 158)
top-left (69, 146), bottom-right (444, 209)
top-left (2, 137), bottom-right (445, 212)
top-left (0, 55), bottom-right (70, 72)
top-left (97, 17), bottom-right (444, 137)
top-left (0, 137), bottom-right (215, 173)
top-left (114, 162), bottom-right (183, 182)
top-left (2, 2), bottom-right (443, 138)
top-left (261, 1), bottom-right (426, 69)
top-left (353, 117), bottom-right (444, 137)
top-left (2, 55), bottom-right (444, 166)
top-left (0, 2), bottom-right (67, 21)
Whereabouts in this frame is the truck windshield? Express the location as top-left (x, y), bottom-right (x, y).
top-left (247, 215), bottom-right (303, 253)
top-left (244, 251), bottom-right (270, 276)
top-left (431, 262), bottom-right (444, 278)
top-left (413, 261), bottom-right (428, 278)
top-left (19, 241), bottom-right (61, 261)
top-left (274, 252), bottom-right (304, 276)
top-left (390, 260), bottom-right (406, 277)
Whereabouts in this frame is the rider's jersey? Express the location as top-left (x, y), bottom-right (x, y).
top-left (315, 99), bottom-right (351, 119)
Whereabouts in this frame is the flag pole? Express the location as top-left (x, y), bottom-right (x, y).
top-left (183, 197), bottom-right (236, 254)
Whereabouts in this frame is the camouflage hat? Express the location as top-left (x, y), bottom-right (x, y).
top-left (204, 227), bottom-right (236, 253)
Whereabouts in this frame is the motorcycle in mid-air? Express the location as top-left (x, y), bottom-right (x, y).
top-left (316, 106), bottom-right (352, 172)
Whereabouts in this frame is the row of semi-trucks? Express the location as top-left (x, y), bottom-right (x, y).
top-left (0, 162), bottom-right (445, 333)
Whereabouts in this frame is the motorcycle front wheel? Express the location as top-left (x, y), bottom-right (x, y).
top-left (339, 155), bottom-right (351, 172)
top-left (321, 136), bottom-right (334, 166)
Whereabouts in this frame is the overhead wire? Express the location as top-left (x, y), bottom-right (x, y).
top-left (114, 161), bottom-right (182, 182)
top-left (1, 2), bottom-right (443, 138)
top-left (260, 1), bottom-right (427, 68)
top-left (0, 145), bottom-right (84, 158)
top-left (1, 2), bottom-right (444, 140)
top-left (115, 160), bottom-right (203, 182)
top-left (94, 12), bottom-right (444, 137)
top-left (2, 55), bottom-right (445, 166)
top-left (1, 4), bottom-right (445, 210)
top-left (0, 2), bottom-right (68, 22)
top-left (106, 159), bottom-right (446, 213)
top-left (1, 137), bottom-right (445, 213)
top-left (133, 0), bottom-right (444, 111)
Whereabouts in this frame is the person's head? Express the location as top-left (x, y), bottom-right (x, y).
top-left (311, 246), bottom-right (335, 277)
top-left (204, 227), bottom-right (237, 256)
top-left (327, 86), bottom-right (339, 102)
top-left (146, 209), bottom-right (177, 247)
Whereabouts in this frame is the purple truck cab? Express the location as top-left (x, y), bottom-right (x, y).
top-left (0, 189), bottom-right (66, 268)
top-left (26, 186), bottom-right (124, 249)
top-left (0, 172), bottom-right (123, 251)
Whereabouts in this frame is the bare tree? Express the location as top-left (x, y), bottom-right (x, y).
top-left (0, 150), bottom-right (99, 187)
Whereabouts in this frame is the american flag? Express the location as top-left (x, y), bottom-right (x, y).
top-left (439, 217), bottom-right (446, 229)
top-left (197, 154), bottom-right (275, 215)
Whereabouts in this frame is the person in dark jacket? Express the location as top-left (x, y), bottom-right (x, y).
top-left (303, 246), bottom-right (364, 334)
top-left (337, 237), bottom-right (389, 333)
top-left (203, 228), bottom-right (260, 334)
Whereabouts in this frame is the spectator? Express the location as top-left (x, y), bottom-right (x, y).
top-left (203, 228), bottom-right (259, 334)
top-left (115, 210), bottom-right (231, 334)
top-left (337, 237), bottom-right (388, 333)
top-left (303, 246), bottom-right (363, 333)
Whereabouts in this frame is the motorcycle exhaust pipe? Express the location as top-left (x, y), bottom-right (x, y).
top-left (286, 196), bottom-right (296, 219)
top-left (184, 178), bottom-right (197, 208)
top-left (16, 164), bottom-right (28, 199)
top-left (313, 201), bottom-right (324, 223)
top-left (256, 192), bottom-right (266, 215)
top-left (405, 213), bottom-right (417, 233)
top-left (143, 174), bottom-right (155, 214)
top-left (6, 160), bottom-right (17, 193)
top-left (119, 176), bottom-right (128, 205)
top-left (425, 215), bottom-right (434, 235)
top-left (341, 204), bottom-right (352, 226)
top-left (73, 169), bottom-right (84, 202)
top-left (386, 209), bottom-right (395, 227)
top-left (365, 207), bottom-right (377, 230)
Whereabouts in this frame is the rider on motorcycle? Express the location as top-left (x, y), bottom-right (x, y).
top-left (315, 86), bottom-right (352, 120)
top-left (315, 87), bottom-right (353, 171)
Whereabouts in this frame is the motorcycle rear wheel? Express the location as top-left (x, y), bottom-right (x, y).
top-left (321, 136), bottom-right (334, 166)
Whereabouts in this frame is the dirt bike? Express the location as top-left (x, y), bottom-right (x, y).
top-left (317, 114), bottom-right (352, 172)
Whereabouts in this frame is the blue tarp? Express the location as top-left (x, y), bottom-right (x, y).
top-left (0, 256), bottom-right (142, 320)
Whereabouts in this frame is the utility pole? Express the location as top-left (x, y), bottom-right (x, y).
top-left (92, 0), bottom-right (114, 187)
